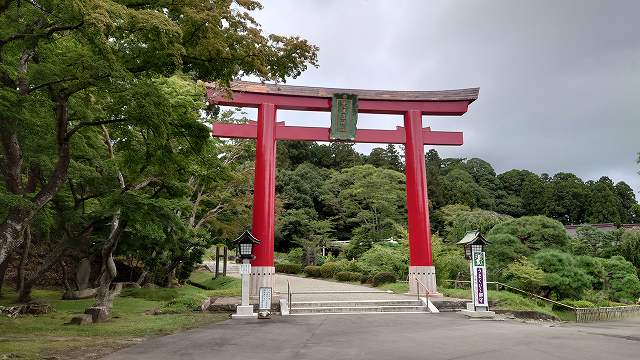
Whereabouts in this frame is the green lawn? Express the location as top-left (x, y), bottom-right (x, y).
top-left (0, 274), bottom-right (240, 359)
top-left (188, 271), bottom-right (242, 296)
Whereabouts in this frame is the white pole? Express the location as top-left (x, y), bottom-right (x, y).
top-left (241, 259), bottom-right (250, 307)
top-left (232, 258), bottom-right (256, 318)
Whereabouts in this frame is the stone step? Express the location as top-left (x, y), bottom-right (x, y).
top-left (291, 300), bottom-right (424, 308)
top-left (290, 305), bottom-right (428, 314)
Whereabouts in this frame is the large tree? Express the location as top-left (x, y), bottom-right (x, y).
top-left (0, 0), bottom-right (318, 265)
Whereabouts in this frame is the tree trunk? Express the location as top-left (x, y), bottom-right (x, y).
top-left (214, 246), bottom-right (220, 279)
top-left (94, 212), bottom-right (124, 311)
top-left (136, 270), bottom-right (147, 286)
top-left (0, 254), bottom-right (13, 298)
top-left (304, 247), bottom-right (315, 266)
top-left (167, 268), bottom-right (176, 288)
top-left (0, 216), bottom-right (25, 265)
top-left (18, 245), bottom-right (66, 303)
top-left (0, 94), bottom-right (71, 265)
top-left (76, 258), bottom-right (91, 291)
top-left (16, 226), bottom-right (31, 292)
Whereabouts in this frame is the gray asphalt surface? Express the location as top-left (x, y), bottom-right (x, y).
top-left (102, 313), bottom-right (640, 360)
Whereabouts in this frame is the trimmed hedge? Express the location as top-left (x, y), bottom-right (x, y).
top-left (304, 265), bottom-right (322, 277)
top-left (360, 274), bottom-right (372, 284)
top-left (335, 271), bottom-right (363, 282)
top-left (371, 272), bottom-right (397, 287)
top-left (275, 263), bottom-right (302, 274)
top-left (320, 262), bottom-right (347, 278)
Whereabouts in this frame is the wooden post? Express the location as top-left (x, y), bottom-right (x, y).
top-left (223, 246), bottom-right (228, 277)
top-left (214, 246), bottom-right (220, 279)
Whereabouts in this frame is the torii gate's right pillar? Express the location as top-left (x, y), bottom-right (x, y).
top-left (404, 110), bottom-right (439, 296)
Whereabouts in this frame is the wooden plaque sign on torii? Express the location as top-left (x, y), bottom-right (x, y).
top-left (207, 81), bottom-right (479, 296)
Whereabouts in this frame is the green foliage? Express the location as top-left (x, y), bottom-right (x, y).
top-left (371, 272), bottom-right (397, 287)
top-left (602, 256), bottom-right (640, 302)
top-left (531, 250), bottom-right (592, 299)
top-left (586, 177), bottom-right (622, 224)
top-left (318, 260), bottom-right (359, 278)
top-left (303, 265), bottom-right (322, 277)
top-left (275, 263), bottom-right (303, 274)
top-left (503, 258), bottom-right (547, 293)
top-left (285, 248), bottom-right (304, 265)
top-left (570, 226), bottom-right (620, 258)
top-left (186, 273), bottom-right (242, 295)
top-left (324, 165), bottom-right (407, 253)
top-left (486, 233), bottom-right (530, 279)
top-left (445, 208), bottom-right (511, 243)
top-left (334, 271), bottom-right (362, 282)
top-left (543, 173), bottom-right (588, 224)
top-left (319, 262), bottom-right (346, 278)
top-left (620, 230), bottom-right (640, 269)
top-left (120, 287), bottom-right (180, 302)
top-left (488, 215), bottom-right (569, 251)
top-left (161, 293), bottom-right (209, 313)
top-left (554, 299), bottom-right (596, 309)
top-left (357, 243), bottom-right (409, 279)
top-left (432, 236), bottom-right (468, 283)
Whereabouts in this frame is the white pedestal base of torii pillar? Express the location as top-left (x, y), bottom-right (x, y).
top-left (249, 266), bottom-right (275, 297)
top-left (408, 266), bottom-right (442, 296)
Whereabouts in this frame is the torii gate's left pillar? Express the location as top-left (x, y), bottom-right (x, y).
top-left (250, 103), bottom-right (276, 296)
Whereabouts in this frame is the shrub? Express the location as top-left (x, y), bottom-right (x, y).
top-left (503, 258), bottom-right (546, 293)
top-left (359, 244), bottom-right (408, 279)
top-left (603, 256), bottom-right (640, 302)
top-left (276, 263), bottom-right (303, 274)
top-left (304, 265), bottom-right (322, 277)
top-left (620, 230), bottom-right (640, 268)
top-left (319, 261), bottom-right (349, 278)
top-left (485, 233), bottom-right (530, 278)
top-left (432, 236), bottom-right (468, 283)
top-left (360, 274), bottom-right (372, 284)
top-left (531, 249), bottom-right (592, 299)
top-left (371, 272), bottom-right (397, 287)
top-left (286, 248), bottom-right (304, 265)
top-left (554, 299), bottom-right (596, 310)
top-left (335, 271), bottom-right (362, 282)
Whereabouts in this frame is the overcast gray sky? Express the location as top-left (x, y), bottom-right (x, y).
top-left (249, 0), bottom-right (640, 194)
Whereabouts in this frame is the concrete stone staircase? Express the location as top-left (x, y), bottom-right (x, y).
top-left (289, 299), bottom-right (430, 315)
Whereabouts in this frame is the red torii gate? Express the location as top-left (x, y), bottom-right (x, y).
top-left (207, 81), bottom-right (479, 295)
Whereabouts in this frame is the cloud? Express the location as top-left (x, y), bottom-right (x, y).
top-left (250, 0), bottom-right (640, 193)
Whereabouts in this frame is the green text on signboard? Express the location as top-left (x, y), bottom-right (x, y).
top-left (330, 93), bottom-right (358, 140)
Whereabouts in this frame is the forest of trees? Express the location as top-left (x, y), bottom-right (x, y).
top-left (274, 141), bottom-right (640, 253)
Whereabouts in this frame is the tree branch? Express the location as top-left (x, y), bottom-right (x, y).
top-left (66, 118), bottom-right (128, 140)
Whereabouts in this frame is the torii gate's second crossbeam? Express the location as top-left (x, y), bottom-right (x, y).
top-left (208, 81), bottom-right (479, 296)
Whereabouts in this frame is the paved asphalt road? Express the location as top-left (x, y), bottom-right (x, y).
top-left (103, 313), bottom-right (640, 360)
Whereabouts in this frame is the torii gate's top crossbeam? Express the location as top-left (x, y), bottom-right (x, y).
top-left (207, 81), bottom-right (479, 115)
top-left (206, 81), bottom-right (478, 145)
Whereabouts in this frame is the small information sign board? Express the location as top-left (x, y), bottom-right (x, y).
top-left (258, 287), bottom-right (272, 319)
